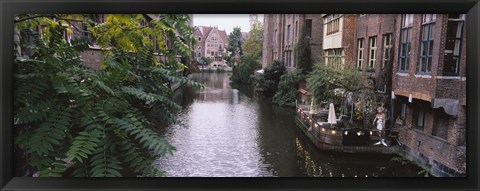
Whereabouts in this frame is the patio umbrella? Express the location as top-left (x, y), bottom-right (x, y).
top-left (309, 97), bottom-right (317, 115)
top-left (327, 103), bottom-right (337, 124)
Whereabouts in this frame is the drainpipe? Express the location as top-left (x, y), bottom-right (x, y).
top-left (390, 16), bottom-right (397, 130)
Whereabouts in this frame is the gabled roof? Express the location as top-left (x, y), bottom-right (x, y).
top-left (218, 30), bottom-right (228, 45)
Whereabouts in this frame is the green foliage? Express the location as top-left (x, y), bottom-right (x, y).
top-left (295, 28), bottom-right (312, 74)
top-left (307, 62), bottom-right (386, 125)
top-left (255, 60), bottom-right (286, 96)
top-left (273, 70), bottom-right (304, 107)
top-left (198, 56), bottom-right (212, 66)
top-left (14, 14), bottom-right (200, 177)
top-left (306, 62), bottom-right (365, 105)
top-left (231, 55), bottom-right (261, 84)
top-left (225, 27), bottom-right (243, 66)
top-left (241, 21), bottom-right (263, 60)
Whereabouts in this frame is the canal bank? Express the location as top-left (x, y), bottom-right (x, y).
top-left (157, 72), bottom-right (424, 177)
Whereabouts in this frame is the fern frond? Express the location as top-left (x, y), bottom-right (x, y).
top-left (89, 137), bottom-right (123, 177)
top-left (66, 129), bottom-right (103, 163)
top-left (38, 160), bottom-right (67, 177)
top-left (121, 86), bottom-right (180, 110)
top-left (15, 100), bottom-right (54, 124)
top-left (26, 109), bottom-right (71, 156)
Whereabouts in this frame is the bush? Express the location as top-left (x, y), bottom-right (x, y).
top-left (231, 55), bottom-right (261, 84)
top-left (273, 70), bottom-right (304, 107)
top-left (255, 60), bottom-right (286, 96)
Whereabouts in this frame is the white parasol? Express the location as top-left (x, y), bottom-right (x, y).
top-left (309, 97), bottom-right (317, 115)
top-left (327, 103), bottom-right (337, 124)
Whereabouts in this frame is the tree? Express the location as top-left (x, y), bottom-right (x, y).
top-left (273, 70), bottom-right (304, 107)
top-left (242, 21), bottom-right (263, 60)
top-left (230, 54), bottom-right (261, 84)
top-left (255, 60), bottom-right (286, 96)
top-left (225, 27), bottom-right (243, 66)
top-left (14, 14), bottom-right (200, 177)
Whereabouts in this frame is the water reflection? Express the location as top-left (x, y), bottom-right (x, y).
top-left (157, 73), bottom-right (422, 177)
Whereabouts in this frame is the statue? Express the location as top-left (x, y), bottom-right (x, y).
top-left (373, 104), bottom-right (387, 146)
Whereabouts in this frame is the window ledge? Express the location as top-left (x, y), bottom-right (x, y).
top-left (436, 76), bottom-right (461, 80)
top-left (396, 73), bottom-right (409, 77)
top-left (414, 74), bottom-right (432, 78)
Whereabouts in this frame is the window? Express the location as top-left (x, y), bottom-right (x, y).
top-left (357, 39), bottom-right (364, 70)
top-left (400, 103), bottom-right (407, 120)
top-left (368, 36), bottom-right (377, 71)
top-left (432, 108), bottom-right (449, 140)
top-left (295, 21), bottom-right (298, 42)
top-left (382, 34), bottom-right (393, 68)
top-left (325, 14), bottom-right (341, 35)
top-left (287, 24), bottom-right (291, 43)
top-left (402, 14), bottom-right (414, 27)
top-left (63, 28), bottom-right (72, 44)
top-left (284, 50), bottom-right (293, 67)
top-left (153, 37), bottom-right (159, 53)
top-left (398, 14), bottom-right (413, 72)
top-left (418, 14), bottom-right (435, 74)
top-left (325, 49), bottom-right (343, 69)
top-left (414, 106), bottom-right (425, 131)
top-left (273, 29), bottom-right (277, 45)
top-left (443, 14), bottom-right (465, 76)
top-left (305, 19), bottom-right (312, 38)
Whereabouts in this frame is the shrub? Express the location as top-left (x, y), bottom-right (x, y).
top-left (255, 60), bottom-right (286, 96)
top-left (273, 70), bottom-right (304, 107)
top-left (231, 55), bottom-right (261, 84)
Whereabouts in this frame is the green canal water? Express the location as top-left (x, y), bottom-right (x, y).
top-left (156, 72), bottom-right (423, 177)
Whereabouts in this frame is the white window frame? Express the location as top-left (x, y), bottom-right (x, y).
top-left (357, 38), bottom-right (364, 70)
top-left (368, 36), bottom-right (377, 71)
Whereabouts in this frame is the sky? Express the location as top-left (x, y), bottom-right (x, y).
top-left (192, 14), bottom-right (264, 34)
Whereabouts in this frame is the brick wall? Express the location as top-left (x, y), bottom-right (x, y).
top-left (341, 14), bottom-right (357, 67)
top-left (80, 49), bottom-right (103, 70)
top-left (306, 14), bottom-right (324, 64)
top-left (262, 14), bottom-right (274, 68)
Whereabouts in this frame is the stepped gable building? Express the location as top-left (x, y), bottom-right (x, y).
top-left (262, 14), bottom-right (324, 69)
top-left (193, 26), bottom-right (229, 67)
top-left (390, 14), bottom-right (466, 177)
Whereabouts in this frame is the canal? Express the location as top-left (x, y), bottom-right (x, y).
top-left (156, 72), bottom-right (423, 177)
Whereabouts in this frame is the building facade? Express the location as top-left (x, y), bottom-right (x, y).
top-left (262, 14), bottom-right (323, 69)
top-left (193, 26), bottom-right (229, 67)
top-left (322, 14), bottom-right (357, 69)
top-left (391, 14), bottom-right (467, 177)
top-left (262, 14), bottom-right (467, 177)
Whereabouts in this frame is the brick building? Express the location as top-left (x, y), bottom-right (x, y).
top-left (193, 26), bottom-right (229, 67)
top-left (262, 14), bottom-right (323, 69)
top-left (390, 14), bottom-right (466, 177)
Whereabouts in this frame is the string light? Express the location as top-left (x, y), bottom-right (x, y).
top-left (344, 131), bottom-right (348, 135)
top-left (322, 128), bottom-right (325, 132)
top-left (332, 130), bottom-right (336, 134)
